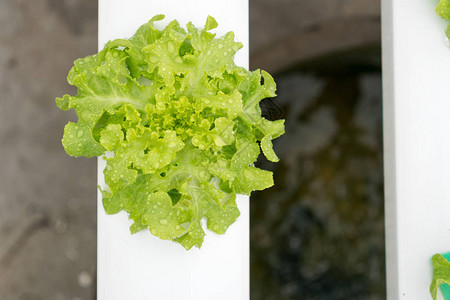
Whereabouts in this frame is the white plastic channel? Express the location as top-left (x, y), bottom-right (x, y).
top-left (382, 0), bottom-right (450, 299)
top-left (97, 1), bottom-right (249, 299)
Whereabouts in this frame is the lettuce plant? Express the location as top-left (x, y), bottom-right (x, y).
top-left (56, 15), bottom-right (284, 250)
top-left (431, 254), bottom-right (450, 299)
top-left (436, 0), bottom-right (450, 38)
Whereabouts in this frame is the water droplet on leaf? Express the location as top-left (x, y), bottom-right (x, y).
top-left (199, 171), bottom-right (207, 180)
top-left (167, 42), bottom-right (175, 53)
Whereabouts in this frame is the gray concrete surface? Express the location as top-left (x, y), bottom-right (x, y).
top-left (0, 1), bottom-right (97, 299)
top-left (0, 0), bottom-right (380, 299)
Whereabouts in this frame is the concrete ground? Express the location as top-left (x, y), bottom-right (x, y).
top-left (0, 0), bottom-right (380, 299)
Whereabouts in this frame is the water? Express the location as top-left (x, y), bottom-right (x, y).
top-left (252, 51), bottom-right (384, 300)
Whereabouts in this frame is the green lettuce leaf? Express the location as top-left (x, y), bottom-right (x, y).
top-left (57, 15), bottom-right (284, 250)
top-left (436, 0), bottom-right (450, 38)
top-left (431, 254), bottom-right (450, 300)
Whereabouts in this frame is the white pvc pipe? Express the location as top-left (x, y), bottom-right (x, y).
top-left (382, 0), bottom-right (450, 299)
top-left (97, 1), bottom-right (249, 299)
